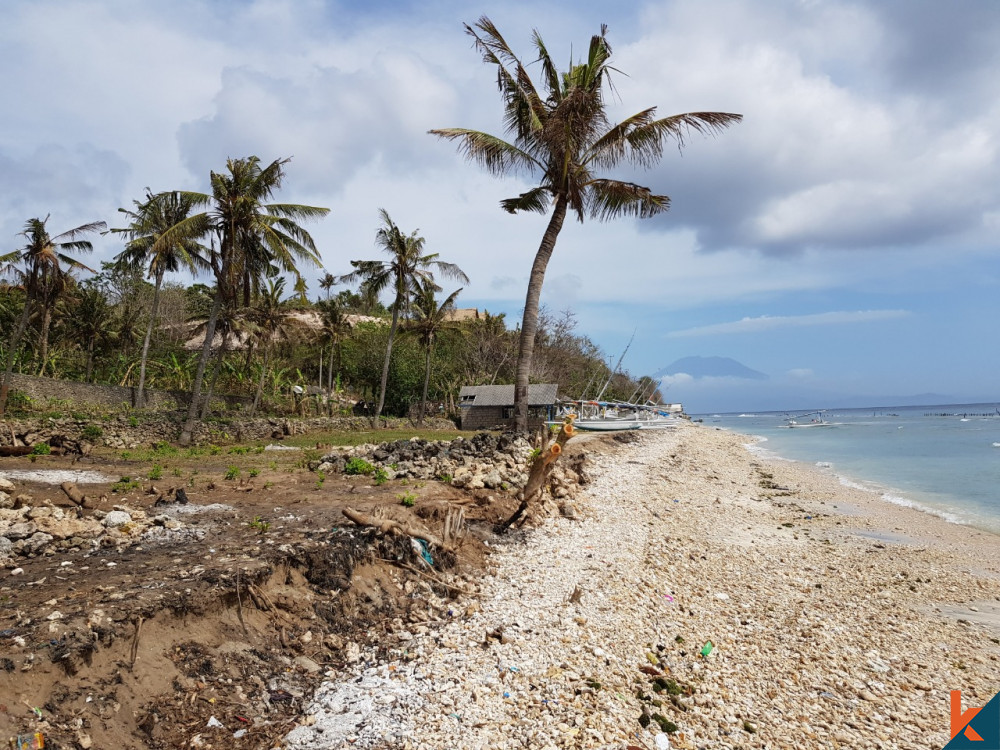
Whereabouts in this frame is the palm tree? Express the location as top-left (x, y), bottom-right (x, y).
top-left (408, 280), bottom-right (462, 426)
top-left (245, 277), bottom-right (292, 416)
top-left (430, 18), bottom-right (741, 430)
top-left (0, 216), bottom-right (106, 415)
top-left (317, 297), bottom-right (351, 392)
top-left (110, 189), bottom-right (209, 408)
top-left (338, 209), bottom-right (468, 425)
top-left (158, 156), bottom-right (328, 445)
top-left (68, 281), bottom-right (116, 381)
top-left (318, 271), bottom-right (337, 301)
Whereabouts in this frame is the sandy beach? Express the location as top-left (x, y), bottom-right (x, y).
top-left (286, 421), bottom-right (1000, 750)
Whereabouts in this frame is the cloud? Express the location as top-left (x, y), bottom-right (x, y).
top-left (787, 368), bottom-right (815, 379)
top-left (667, 309), bottom-right (910, 338)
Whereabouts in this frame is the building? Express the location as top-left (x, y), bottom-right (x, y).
top-left (458, 384), bottom-right (558, 430)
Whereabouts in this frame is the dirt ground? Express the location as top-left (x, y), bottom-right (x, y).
top-left (0, 431), bottom-right (540, 750)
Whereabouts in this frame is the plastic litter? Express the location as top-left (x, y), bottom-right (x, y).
top-left (206, 716), bottom-right (225, 729)
top-left (411, 538), bottom-right (434, 566)
top-left (700, 641), bottom-right (714, 658)
top-left (233, 729), bottom-right (247, 739)
top-left (654, 732), bottom-right (671, 750)
top-left (13, 734), bottom-right (44, 750)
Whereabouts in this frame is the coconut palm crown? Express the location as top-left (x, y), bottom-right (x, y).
top-left (430, 17), bottom-right (741, 430)
top-left (338, 208), bottom-right (468, 425)
top-left (110, 189), bottom-right (210, 407)
top-left (0, 216), bottom-right (106, 414)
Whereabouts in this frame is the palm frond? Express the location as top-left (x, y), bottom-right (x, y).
top-left (429, 129), bottom-right (539, 177)
top-left (500, 187), bottom-right (551, 215)
top-left (584, 179), bottom-right (670, 222)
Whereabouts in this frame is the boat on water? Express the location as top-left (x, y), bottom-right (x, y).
top-left (785, 410), bottom-right (840, 428)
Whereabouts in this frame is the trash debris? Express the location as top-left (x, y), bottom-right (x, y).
top-left (411, 538), bottom-right (434, 566)
top-left (13, 733), bottom-right (44, 750)
top-left (700, 641), bottom-right (714, 658)
top-left (654, 732), bottom-right (671, 749)
top-left (206, 715), bottom-right (225, 728)
top-left (233, 729), bottom-right (247, 739)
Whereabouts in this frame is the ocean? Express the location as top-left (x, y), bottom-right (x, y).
top-left (696, 403), bottom-right (1000, 535)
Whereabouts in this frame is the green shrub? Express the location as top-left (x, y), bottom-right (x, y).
top-left (248, 515), bottom-right (270, 534)
top-left (111, 476), bottom-right (140, 493)
top-left (249, 468), bottom-right (260, 478)
top-left (398, 492), bottom-right (416, 507)
top-left (30, 442), bottom-right (51, 455)
top-left (224, 466), bottom-right (240, 480)
top-left (128, 416), bottom-right (138, 428)
top-left (148, 465), bottom-right (163, 480)
top-left (344, 457), bottom-right (376, 475)
top-left (82, 425), bottom-right (103, 440)
top-left (374, 467), bottom-right (389, 485)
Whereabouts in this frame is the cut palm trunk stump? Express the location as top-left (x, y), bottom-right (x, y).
top-left (499, 419), bottom-right (576, 532)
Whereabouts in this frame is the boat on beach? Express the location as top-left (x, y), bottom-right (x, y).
top-left (549, 399), bottom-right (679, 432)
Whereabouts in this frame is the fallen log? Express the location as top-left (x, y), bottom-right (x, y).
top-left (60, 481), bottom-right (92, 509)
top-left (0, 446), bottom-right (32, 457)
top-left (342, 507), bottom-right (448, 550)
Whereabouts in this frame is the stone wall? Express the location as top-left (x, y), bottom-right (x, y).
top-left (5, 373), bottom-right (252, 411)
top-left (0, 414), bottom-right (458, 449)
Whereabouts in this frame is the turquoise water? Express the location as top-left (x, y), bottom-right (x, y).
top-left (696, 403), bottom-right (1000, 535)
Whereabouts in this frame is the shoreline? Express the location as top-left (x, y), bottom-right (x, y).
top-left (736, 427), bottom-right (1000, 542)
top-left (285, 422), bottom-right (1000, 750)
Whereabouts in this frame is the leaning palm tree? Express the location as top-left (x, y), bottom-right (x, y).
top-left (157, 156), bottom-right (328, 445)
top-left (408, 280), bottom-right (462, 425)
top-left (110, 189), bottom-right (209, 408)
top-left (338, 209), bottom-right (468, 425)
top-left (430, 18), bottom-right (741, 430)
top-left (0, 216), bottom-right (106, 415)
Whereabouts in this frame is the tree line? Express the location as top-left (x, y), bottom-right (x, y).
top-left (0, 18), bottom-right (738, 435)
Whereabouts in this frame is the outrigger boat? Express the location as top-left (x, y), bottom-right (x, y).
top-left (549, 399), bottom-right (678, 432)
top-left (785, 410), bottom-right (839, 428)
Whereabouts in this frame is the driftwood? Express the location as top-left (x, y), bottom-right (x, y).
top-left (498, 420), bottom-right (577, 533)
top-left (60, 481), bottom-right (92, 509)
top-left (342, 507), bottom-right (448, 550)
top-left (0, 446), bottom-right (31, 457)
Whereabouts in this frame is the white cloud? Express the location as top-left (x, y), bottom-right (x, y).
top-left (667, 310), bottom-right (910, 338)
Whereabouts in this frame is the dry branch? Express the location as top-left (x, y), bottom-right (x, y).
top-left (342, 507), bottom-right (448, 550)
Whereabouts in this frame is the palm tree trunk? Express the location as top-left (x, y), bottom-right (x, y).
top-left (180, 288), bottom-right (223, 446)
top-left (418, 337), bottom-right (432, 426)
top-left (250, 346), bottom-right (270, 417)
top-left (201, 332), bottom-right (229, 419)
top-left (327, 343), bottom-right (335, 392)
top-left (136, 271), bottom-right (164, 409)
top-left (0, 301), bottom-right (34, 416)
top-left (514, 196), bottom-right (568, 431)
top-left (37, 306), bottom-right (52, 376)
top-left (373, 302), bottom-right (401, 427)
top-left (85, 336), bottom-right (96, 382)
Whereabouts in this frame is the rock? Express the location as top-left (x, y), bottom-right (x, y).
top-left (103, 510), bottom-right (133, 528)
top-left (0, 491), bottom-right (12, 509)
top-left (344, 641), bottom-right (361, 664)
top-left (0, 478), bottom-right (15, 493)
top-left (295, 656), bottom-right (322, 673)
top-left (4, 521), bottom-right (36, 540)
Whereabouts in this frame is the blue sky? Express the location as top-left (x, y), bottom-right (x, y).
top-left (1, 0), bottom-right (998, 413)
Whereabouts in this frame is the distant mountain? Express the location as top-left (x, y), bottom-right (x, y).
top-left (655, 356), bottom-right (768, 380)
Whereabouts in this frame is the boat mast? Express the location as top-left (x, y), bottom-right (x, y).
top-left (595, 329), bottom-right (635, 402)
